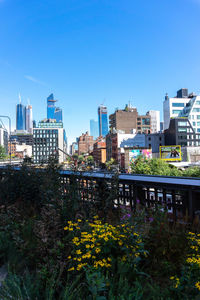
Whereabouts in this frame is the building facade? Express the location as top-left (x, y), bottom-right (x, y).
top-left (0, 125), bottom-right (8, 154)
top-left (16, 103), bottom-right (26, 131)
top-left (98, 105), bottom-right (108, 137)
top-left (165, 117), bottom-right (200, 147)
top-left (163, 89), bottom-right (193, 130)
top-left (78, 132), bottom-right (94, 155)
top-left (26, 105), bottom-right (33, 134)
top-left (136, 115), bottom-right (151, 134)
top-left (33, 121), bottom-right (67, 164)
top-left (109, 104), bottom-right (151, 134)
top-left (146, 110), bottom-right (160, 133)
top-left (109, 105), bottom-right (138, 133)
top-left (47, 93), bottom-right (63, 122)
top-left (92, 137), bottom-right (106, 164)
top-left (90, 119), bottom-right (98, 140)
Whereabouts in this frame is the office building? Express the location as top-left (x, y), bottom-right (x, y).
top-left (47, 93), bottom-right (62, 122)
top-left (163, 89), bottom-right (192, 130)
top-left (90, 119), bottom-right (98, 140)
top-left (78, 132), bottom-right (94, 155)
top-left (146, 110), bottom-right (160, 133)
top-left (16, 103), bottom-right (26, 131)
top-left (165, 117), bottom-right (200, 147)
top-left (98, 105), bottom-right (108, 137)
top-left (26, 105), bottom-right (33, 134)
top-left (33, 120), bottom-right (67, 164)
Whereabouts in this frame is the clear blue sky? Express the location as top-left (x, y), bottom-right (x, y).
top-left (0, 0), bottom-right (200, 146)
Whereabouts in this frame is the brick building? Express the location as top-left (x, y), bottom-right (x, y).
top-left (78, 132), bottom-right (94, 155)
top-left (92, 137), bottom-right (106, 164)
top-left (109, 104), bottom-right (151, 134)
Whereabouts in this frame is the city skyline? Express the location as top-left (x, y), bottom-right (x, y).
top-left (1, 0), bottom-right (200, 146)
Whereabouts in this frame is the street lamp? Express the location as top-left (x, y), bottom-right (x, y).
top-left (0, 115), bottom-right (11, 164)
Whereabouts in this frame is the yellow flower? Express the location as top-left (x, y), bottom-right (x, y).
top-left (118, 241), bottom-right (123, 246)
top-left (86, 244), bottom-right (90, 249)
top-left (68, 267), bottom-right (74, 271)
top-left (76, 249), bottom-right (82, 255)
top-left (67, 255), bottom-right (71, 259)
top-left (95, 248), bottom-right (101, 254)
top-left (77, 219), bottom-right (82, 222)
top-left (195, 281), bottom-right (200, 291)
top-left (69, 227), bottom-right (73, 231)
top-left (64, 226), bottom-right (68, 230)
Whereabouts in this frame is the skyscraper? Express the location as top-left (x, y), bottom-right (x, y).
top-left (98, 105), bottom-right (108, 137)
top-left (26, 105), bottom-right (33, 133)
top-left (47, 93), bottom-right (62, 122)
top-left (16, 103), bottom-right (26, 131)
top-left (90, 119), bottom-right (98, 140)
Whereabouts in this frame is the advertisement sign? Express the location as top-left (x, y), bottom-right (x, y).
top-left (160, 145), bottom-right (181, 161)
top-left (129, 149), bottom-right (152, 163)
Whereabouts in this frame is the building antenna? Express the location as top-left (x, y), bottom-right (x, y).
top-left (19, 93), bottom-right (22, 104)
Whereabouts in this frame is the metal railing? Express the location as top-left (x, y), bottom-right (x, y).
top-left (0, 166), bottom-right (200, 220)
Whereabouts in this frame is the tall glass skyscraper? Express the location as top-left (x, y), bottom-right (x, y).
top-left (16, 103), bottom-right (26, 130)
top-left (98, 105), bottom-right (108, 137)
top-left (90, 119), bottom-right (98, 140)
top-left (47, 93), bottom-right (62, 122)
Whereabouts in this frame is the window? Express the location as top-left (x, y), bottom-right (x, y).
top-left (197, 115), bottom-right (200, 119)
top-left (196, 101), bottom-right (200, 105)
top-left (172, 110), bottom-right (182, 114)
top-left (172, 103), bottom-right (185, 107)
top-left (178, 128), bottom-right (187, 132)
top-left (193, 108), bottom-right (200, 112)
top-left (197, 122), bottom-right (200, 126)
top-left (193, 122), bottom-right (196, 126)
top-left (142, 118), bottom-right (150, 125)
top-left (197, 129), bottom-right (200, 133)
top-left (178, 121), bottom-right (187, 126)
top-left (148, 137), bottom-right (151, 141)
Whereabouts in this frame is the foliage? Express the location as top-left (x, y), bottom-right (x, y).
top-left (0, 145), bottom-right (6, 159)
top-left (0, 162), bottom-right (200, 299)
top-left (105, 158), bottom-right (117, 171)
top-left (130, 156), bottom-right (200, 177)
top-left (65, 216), bottom-right (147, 274)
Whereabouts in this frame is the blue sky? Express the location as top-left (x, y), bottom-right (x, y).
top-left (0, 0), bottom-right (200, 146)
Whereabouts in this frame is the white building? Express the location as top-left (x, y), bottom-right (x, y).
top-left (33, 120), bottom-right (67, 164)
top-left (26, 105), bottom-right (33, 134)
top-left (180, 95), bottom-right (200, 133)
top-left (163, 89), bottom-right (192, 130)
top-left (0, 125), bottom-right (8, 154)
top-left (146, 110), bottom-right (160, 133)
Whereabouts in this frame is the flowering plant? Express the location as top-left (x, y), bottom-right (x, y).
top-left (64, 216), bottom-right (147, 273)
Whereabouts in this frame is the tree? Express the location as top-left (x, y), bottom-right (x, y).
top-left (130, 157), bottom-right (181, 176)
top-left (0, 145), bottom-right (6, 159)
top-left (106, 158), bottom-right (117, 171)
top-left (86, 155), bottom-right (94, 166)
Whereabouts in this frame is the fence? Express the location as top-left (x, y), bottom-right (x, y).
top-left (0, 166), bottom-right (200, 221)
top-left (60, 170), bottom-right (200, 221)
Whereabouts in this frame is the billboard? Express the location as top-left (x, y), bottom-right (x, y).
top-left (160, 145), bottom-right (181, 161)
top-left (129, 149), bottom-right (152, 163)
